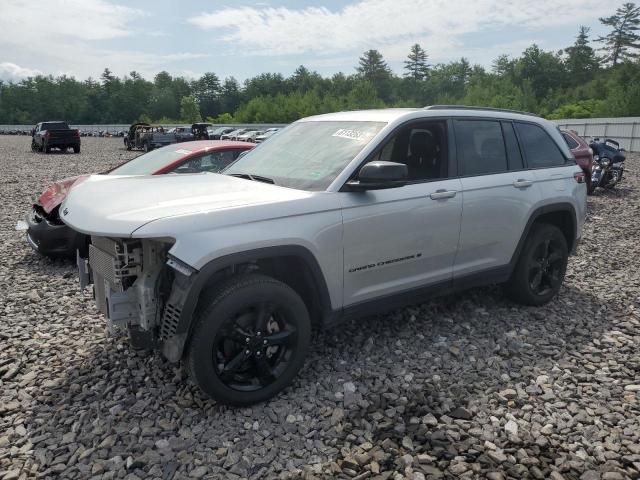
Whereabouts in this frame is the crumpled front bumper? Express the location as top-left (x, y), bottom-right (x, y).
top-left (26, 206), bottom-right (83, 257)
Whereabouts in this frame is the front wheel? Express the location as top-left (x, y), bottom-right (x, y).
top-left (187, 274), bottom-right (311, 406)
top-left (504, 224), bottom-right (568, 306)
top-left (144, 142), bottom-right (152, 152)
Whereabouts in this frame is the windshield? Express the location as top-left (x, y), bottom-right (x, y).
top-left (41, 122), bottom-right (69, 130)
top-left (224, 121), bottom-right (385, 190)
top-left (109, 146), bottom-right (194, 175)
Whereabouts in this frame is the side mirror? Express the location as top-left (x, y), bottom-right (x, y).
top-left (346, 161), bottom-right (408, 191)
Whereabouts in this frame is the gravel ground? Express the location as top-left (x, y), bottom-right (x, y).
top-left (1, 135), bottom-right (639, 480)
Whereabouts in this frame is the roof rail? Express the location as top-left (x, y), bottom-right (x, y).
top-left (424, 105), bottom-right (539, 117)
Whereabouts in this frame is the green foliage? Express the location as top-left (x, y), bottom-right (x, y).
top-left (547, 99), bottom-right (606, 119)
top-left (404, 44), bottom-right (430, 81)
top-left (597, 2), bottom-right (640, 65)
top-left (179, 95), bottom-right (202, 123)
top-left (1, 3), bottom-right (640, 125)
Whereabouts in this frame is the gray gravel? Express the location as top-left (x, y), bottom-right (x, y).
top-left (1, 135), bottom-right (639, 480)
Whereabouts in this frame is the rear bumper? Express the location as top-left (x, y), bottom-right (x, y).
top-left (46, 138), bottom-right (80, 147)
top-left (26, 208), bottom-right (83, 257)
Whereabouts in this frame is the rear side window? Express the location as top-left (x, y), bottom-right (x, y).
top-left (562, 133), bottom-right (579, 150)
top-left (455, 120), bottom-right (507, 176)
top-left (515, 122), bottom-right (566, 168)
top-left (502, 122), bottom-right (523, 171)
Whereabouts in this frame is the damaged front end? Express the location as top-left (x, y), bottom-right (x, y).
top-left (79, 236), bottom-right (196, 359)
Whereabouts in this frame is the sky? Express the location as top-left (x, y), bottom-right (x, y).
top-left (0, 0), bottom-right (617, 83)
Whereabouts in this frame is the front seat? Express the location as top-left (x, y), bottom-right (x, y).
top-left (407, 131), bottom-right (439, 180)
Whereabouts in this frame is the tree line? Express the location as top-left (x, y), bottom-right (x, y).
top-left (1, 2), bottom-right (640, 125)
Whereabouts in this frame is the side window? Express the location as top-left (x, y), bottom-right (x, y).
top-left (173, 150), bottom-right (241, 174)
top-left (455, 120), bottom-right (507, 176)
top-left (502, 122), bottom-right (524, 171)
top-left (371, 121), bottom-right (448, 181)
top-left (562, 133), bottom-right (579, 150)
top-left (515, 122), bottom-right (566, 168)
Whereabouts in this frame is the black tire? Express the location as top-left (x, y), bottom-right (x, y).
top-left (44, 142), bottom-right (50, 154)
top-left (187, 274), bottom-right (311, 406)
top-left (504, 223), bottom-right (568, 306)
top-left (31, 140), bottom-right (38, 152)
top-left (73, 145), bottom-right (80, 154)
top-left (125, 139), bottom-right (132, 151)
top-left (144, 142), bottom-right (152, 152)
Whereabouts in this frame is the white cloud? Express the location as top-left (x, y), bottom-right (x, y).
top-left (0, 62), bottom-right (42, 82)
top-left (188, 0), bottom-right (613, 59)
top-left (0, 0), bottom-right (144, 45)
top-left (0, 1), bottom-right (208, 80)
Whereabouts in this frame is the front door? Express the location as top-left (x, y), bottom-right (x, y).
top-left (340, 120), bottom-right (463, 307)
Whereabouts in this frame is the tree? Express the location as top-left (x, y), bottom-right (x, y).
top-left (564, 26), bottom-right (599, 84)
top-left (404, 44), bottom-right (430, 80)
top-left (180, 96), bottom-right (202, 123)
top-left (192, 72), bottom-right (221, 118)
top-left (356, 49), bottom-right (392, 101)
top-left (597, 2), bottom-right (640, 65)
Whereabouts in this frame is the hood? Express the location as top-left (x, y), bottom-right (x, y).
top-left (38, 175), bottom-right (90, 213)
top-left (61, 173), bottom-right (312, 237)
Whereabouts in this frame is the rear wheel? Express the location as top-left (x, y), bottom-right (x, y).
top-left (187, 274), bottom-right (311, 406)
top-left (73, 145), bottom-right (80, 154)
top-left (504, 224), bottom-right (568, 306)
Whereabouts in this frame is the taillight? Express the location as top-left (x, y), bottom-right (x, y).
top-left (74, 129), bottom-right (80, 137)
top-left (574, 172), bottom-right (586, 184)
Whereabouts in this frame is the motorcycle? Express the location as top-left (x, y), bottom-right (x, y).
top-left (588, 138), bottom-right (625, 191)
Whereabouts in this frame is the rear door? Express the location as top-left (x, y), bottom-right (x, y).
top-left (453, 119), bottom-right (541, 278)
top-left (515, 122), bottom-right (578, 201)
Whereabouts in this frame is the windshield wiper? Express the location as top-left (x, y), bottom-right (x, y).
top-left (228, 173), bottom-right (275, 184)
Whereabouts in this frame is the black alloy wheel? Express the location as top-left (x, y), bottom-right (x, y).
top-left (505, 223), bottom-right (568, 306)
top-left (527, 237), bottom-right (565, 296)
top-left (188, 274), bottom-right (311, 405)
top-left (213, 301), bottom-right (296, 392)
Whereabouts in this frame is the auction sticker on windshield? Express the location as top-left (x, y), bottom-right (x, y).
top-left (332, 129), bottom-right (374, 140)
top-left (175, 149), bottom-right (192, 154)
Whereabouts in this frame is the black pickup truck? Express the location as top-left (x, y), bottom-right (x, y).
top-left (31, 121), bottom-right (81, 154)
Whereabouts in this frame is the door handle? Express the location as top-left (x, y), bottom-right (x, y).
top-left (429, 189), bottom-right (457, 200)
top-left (513, 179), bottom-right (533, 188)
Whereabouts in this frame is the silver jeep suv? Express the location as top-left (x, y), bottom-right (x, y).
top-left (63, 106), bottom-right (587, 405)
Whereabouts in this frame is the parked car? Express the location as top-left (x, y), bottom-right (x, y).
top-left (209, 127), bottom-right (236, 140)
top-left (255, 128), bottom-right (280, 143)
top-left (64, 106), bottom-right (586, 406)
top-left (125, 124), bottom-right (175, 151)
top-left (27, 141), bottom-right (254, 258)
top-left (220, 128), bottom-right (247, 140)
top-left (31, 121), bottom-right (81, 154)
top-left (192, 123), bottom-right (213, 140)
top-left (172, 127), bottom-right (195, 143)
top-left (561, 129), bottom-right (595, 194)
top-left (237, 130), bottom-right (263, 142)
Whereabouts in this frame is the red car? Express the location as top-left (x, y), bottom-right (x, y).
top-left (561, 129), bottom-right (595, 194)
top-left (27, 140), bottom-right (255, 257)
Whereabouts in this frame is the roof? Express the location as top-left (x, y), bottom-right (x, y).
top-left (163, 140), bottom-right (255, 152)
top-left (301, 107), bottom-right (550, 125)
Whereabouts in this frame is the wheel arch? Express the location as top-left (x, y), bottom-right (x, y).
top-left (510, 202), bottom-right (577, 269)
top-left (164, 245), bottom-right (334, 361)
